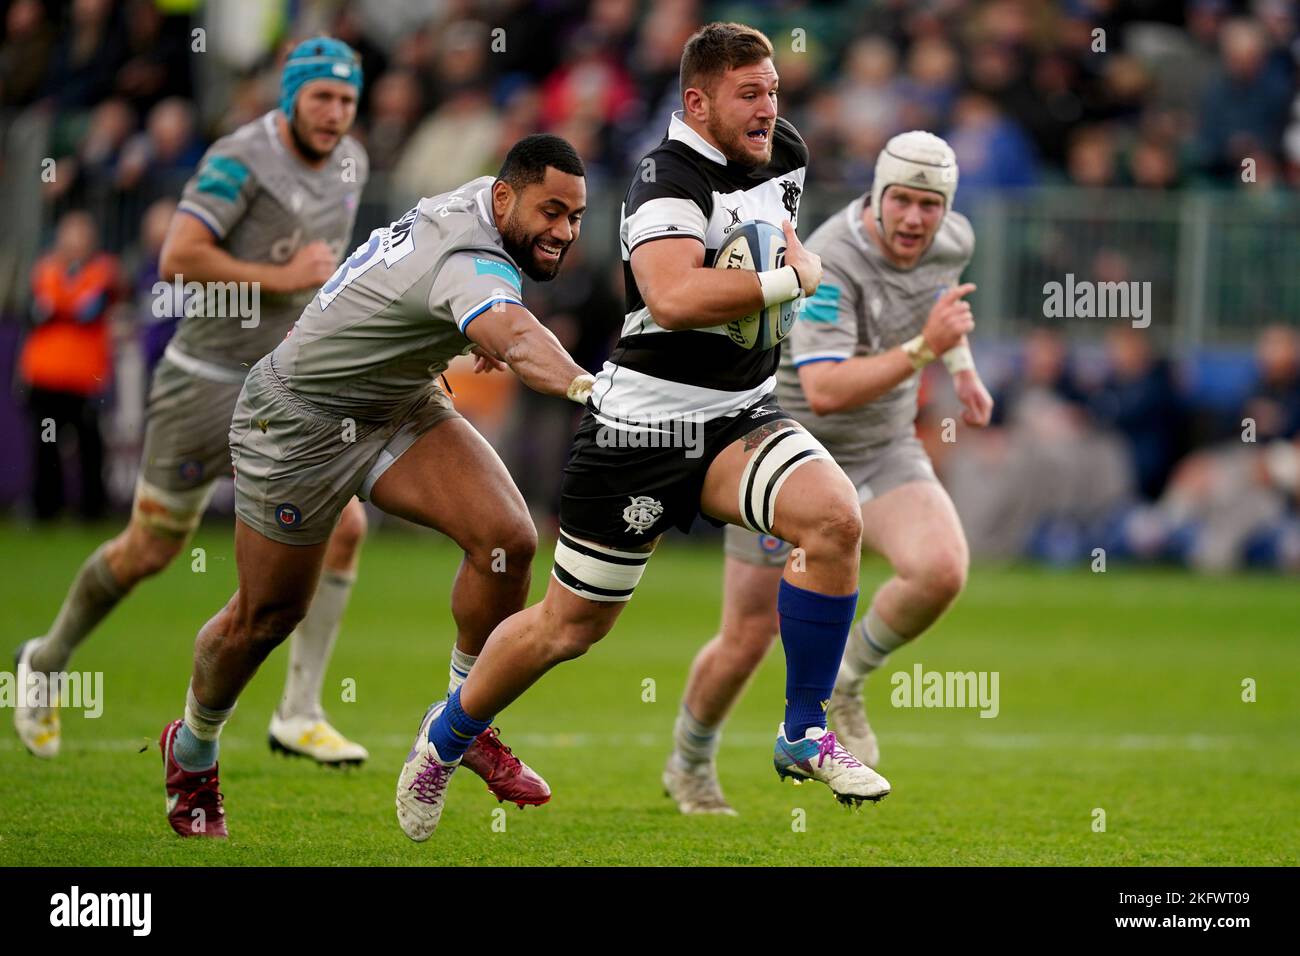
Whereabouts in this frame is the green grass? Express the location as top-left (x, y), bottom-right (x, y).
top-left (0, 519), bottom-right (1296, 866)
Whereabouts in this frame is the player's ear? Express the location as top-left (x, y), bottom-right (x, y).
top-left (491, 179), bottom-right (516, 220)
top-left (683, 86), bottom-right (708, 122)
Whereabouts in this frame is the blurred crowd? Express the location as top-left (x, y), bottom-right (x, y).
top-left (925, 323), bottom-right (1300, 571)
top-left (5, 1), bottom-right (1300, 237)
top-left (2, 0), bottom-right (1298, 572)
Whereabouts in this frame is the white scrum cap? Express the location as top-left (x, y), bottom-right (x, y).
top-left (871, 130), bottom-right (958, 228)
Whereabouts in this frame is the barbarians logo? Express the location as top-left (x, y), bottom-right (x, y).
top-left (779, 179), bottom-right (801, 220)
top-left (622, 495), bottom-right (664, 534)
top-left (723, 205), bottom-right (742, 233)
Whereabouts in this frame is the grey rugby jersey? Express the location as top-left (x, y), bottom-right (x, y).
top-left (173, 111), bottom-right (367, 372)
top-left (267, 176), bottom-right (526, 420)
top-left (777, 194), bottom-right (974, 461)
top-left (592, 111), bottom-right (808, 423)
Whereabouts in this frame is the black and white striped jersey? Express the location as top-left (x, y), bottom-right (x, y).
top-left (590, 110), bottom-right (808, 423)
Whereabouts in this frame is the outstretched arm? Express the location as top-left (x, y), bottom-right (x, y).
top-left (464, 302), bottom-right (592, 402)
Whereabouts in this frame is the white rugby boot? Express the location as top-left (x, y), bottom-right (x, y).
top-left (13, 639), bottom-right (60, 758)
top-left (773, 723), bottom-right (891, 807)
top-left (268, 711), bottom-right (368, 766)
top-left (826, 684), bottom-right (881, 768)
top-left (395, 701), bottom-right (461, 842)
top-left (662, 754), bottom-right (737, 816)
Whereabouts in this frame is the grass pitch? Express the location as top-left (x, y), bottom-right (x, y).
top-left (0, 519), bottom-right (1296, 866)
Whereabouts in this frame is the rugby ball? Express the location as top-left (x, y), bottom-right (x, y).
top-left (714, 220), bottom-right (796, 351)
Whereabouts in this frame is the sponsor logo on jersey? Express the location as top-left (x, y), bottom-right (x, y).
top-left (723, 205), bottom-right (742, 233)
top-left (275, 503), bottom-right (302, 528)
top-left (800, 283), bottom-right (841, 324)
top-left (195, 155), bottom-right (249, 203)
top-left (473, 257), bottom-right (522, 293)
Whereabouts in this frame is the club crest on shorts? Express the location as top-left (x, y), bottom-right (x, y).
top-left (759, 534), bottom-right (788, 554)
top-left (622, 495), bottom-right (663, 534)
top-left (275, 503), bottom-right (302, 529)
top-left (178, 459), bottom-right (203, 483)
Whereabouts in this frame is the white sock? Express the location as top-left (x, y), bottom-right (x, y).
top-left (279, 568), bottom-right (355, 720)
top-left (448, 646), bottom-right (477, 695)
top-left (836, 604), bottom-right (908, 692)
top-left (671, 702), bottom-right (721, 770)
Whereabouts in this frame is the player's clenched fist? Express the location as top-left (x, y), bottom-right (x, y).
top-left (922, 282), bottom-right (976, 355)
top-left (782, 220), bottom-right (821, 297)
top-left (283, 241), bottom-right (339, 291)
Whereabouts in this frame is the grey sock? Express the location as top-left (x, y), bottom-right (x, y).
top-left (173, 723), bottom-right (219, 773)
top-left (176, 684), bottom-right (234, 772)
top-left (671, 703), bottom-right (721, 769)
top-left (836, 604), bottom-right (908, 692)
top-left (31, 542), bottom-right (126, 673)
top-left (279, 569), bottom-right (355, 719)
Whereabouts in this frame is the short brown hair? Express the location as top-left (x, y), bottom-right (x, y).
top-left (679, 22), bottom-right (774, 101)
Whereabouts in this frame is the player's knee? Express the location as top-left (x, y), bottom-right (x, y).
top-left (475, 522), bottom-right (537, 577)
top-left (724, 614), bottom-right (779, 671)
top-left (238, 602), bottom-right (308, 654)
top-left (331, 501), bottom-right (368, 556)
top-left (827, 501), bottom-right (864, 552)
top-left (547, 621), bottom-right (604, 663)
top-left (542, 602), bottom-right (612, 663)
top-left (796, 495), bottom-right (862, 559)
top-left (915, 548), bottom-right (968, 607)
top-left (116, 524), bottom-right (184, 581)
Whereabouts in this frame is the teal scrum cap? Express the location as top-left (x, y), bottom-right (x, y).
top-left (280, 37), bottom-right (363, 121)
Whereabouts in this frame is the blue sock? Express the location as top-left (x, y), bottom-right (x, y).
top-left (777, 579), bottom-right (858, 741)
top-left (427, 687), bottom-right (492, 761)
top-left (173, 724), bottom-right (218, 772)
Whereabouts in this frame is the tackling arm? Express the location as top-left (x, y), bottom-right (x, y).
top-left (464, 302), bottom-right (592, 402)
